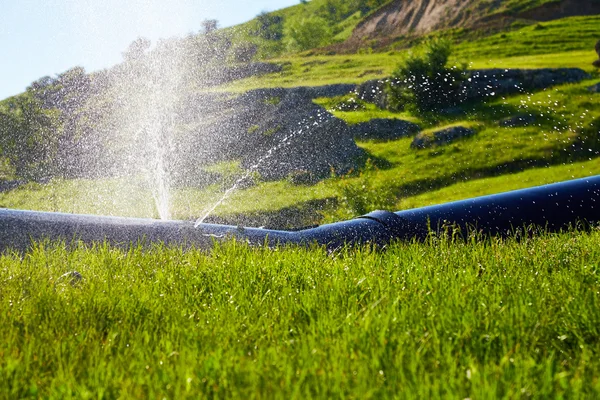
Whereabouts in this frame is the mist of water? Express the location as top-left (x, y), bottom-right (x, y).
top-left (63, 2), bottom-right (199, 220)
top-left (194, 122), bottom-right (314, 227)
top-left (106, 39), bottom-right (193, 219)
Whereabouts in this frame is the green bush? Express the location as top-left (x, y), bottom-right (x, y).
top-left (386, 39), bottom-right (466, 113)
top-left (328, 94), bottom-right (368, 111)
top-left (0, 93), bottom-right (61, 181)
top-left (283, 15), bottom-right (333, 52)
top-left (574, 117), bottom-right (600, 154)
top-left (336, 159), bottom-right (396, 217)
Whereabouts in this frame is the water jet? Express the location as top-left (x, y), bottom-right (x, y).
top-left (1, 175), bottom-right (599, 252)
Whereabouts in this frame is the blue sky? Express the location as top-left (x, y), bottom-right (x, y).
top-left (0, 0), bottom-right (299, 100)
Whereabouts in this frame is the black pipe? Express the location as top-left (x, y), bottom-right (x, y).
top-left (1, 175), bottom-right (600, 252)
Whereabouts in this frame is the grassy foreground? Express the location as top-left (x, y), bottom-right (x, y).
top-left (1, 231), bottom-right (600, 398)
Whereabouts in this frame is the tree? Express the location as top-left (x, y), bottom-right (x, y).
top-left (122, 37), bottom-right (151, 62)
top-left (386, 39), bottom-right (466, 113)
top-left (201, 19), bottom-right (219, 34)
top-left (0, 94), bottom-right (61, 180)
top-left (283, 15), bottom-right (332, 51)
top-left (252, 12), bottom-right (284, 41)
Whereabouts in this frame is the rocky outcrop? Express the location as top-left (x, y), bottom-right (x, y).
top-left (588, 83), bottom-right (600, 93)
top-left (350, 118), bottom-right (420, 140)
top-left (411, 126), bottom-right (475, 149)
top-left (172, 66), bottom-right (587, 185)
top-left (304, 84), bottom-right (357, 98)
top-left (176, 87), bottom-right (364, 183)
top-left (463, 68), bottom-right (589, 101)
top-left (353, 68), bottom-right (588, 111)
top-left (202, 62), bottom-right (283, 86)
top-left (348, 0), bottom-right (477, 43)
top-left (0, 180), bottom-right (27, 193)
top-left (355, 79), bottom-right (389, 109)
top-left (499, 114), bottom-right (537, 128)
top-left (593, 40), bottom-right (600, 68)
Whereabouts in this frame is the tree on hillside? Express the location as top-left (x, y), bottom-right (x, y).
top-left (252, 12), bottom-right (284, 41)
top-left (318, 0), bottom-right (389, 23)
top-left (201, 19), bottom-right (219, 34)
top-left (0, 94), bottom-right (61, 180)
top-left (386, 39), bottom-right (466, 113)
top-left (283, 15), bottom-right (332, 51)
top-left (122, 37), bottom-right (151, 62)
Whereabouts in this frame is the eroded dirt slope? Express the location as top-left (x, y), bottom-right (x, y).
top-left (350, 0), bottom-right (481, 39)
top-left (346, 0), bottom-right (600, 45)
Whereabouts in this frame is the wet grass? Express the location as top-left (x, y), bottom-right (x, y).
top-left (1, 231), bottom-right (600, 398)
top-left (0, 178), bottom-right (159, 219)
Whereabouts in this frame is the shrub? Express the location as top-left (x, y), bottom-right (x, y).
top-left (386, 39), bottom-right (466, 113)
top-left (252, 12), bottom-right (284, 41)
top-left (283, 16), bottom-right (333, 52)
top-left (336, 159), bottom-right (397, 217)
top-left (328, 94), bottom-right (367, 111)
top-left (574, 117), bottom-right (600, 155)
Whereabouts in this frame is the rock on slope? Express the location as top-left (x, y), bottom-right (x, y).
top-left (175, 87), bottom-right (364, 183)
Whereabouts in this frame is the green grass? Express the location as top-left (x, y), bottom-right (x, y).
top-left (331, 11), bottom-right (363, 42)
top-left (399, 158), bottom-right (600, 210)
top-left (2, 231), bottom-right (600, 398)
top-left (219, 15), bottom-right (600, 93)
top-left (313, 97), bottom-right (421, 125)
top-left (0, 176), bottom-right (338, 223)
top-left (452, 16), bottom-right (600, 62)
top-left (0, 178), bottom-right (159, 219)
top-left (217, 52), bottom-right (402, 92)
top-left (495, 0), bottom-right (561, 13)
top-left (467, 50), bottom-right (598, 72)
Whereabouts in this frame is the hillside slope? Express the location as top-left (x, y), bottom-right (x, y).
top-left (344, 0), bottom-right (600, 48)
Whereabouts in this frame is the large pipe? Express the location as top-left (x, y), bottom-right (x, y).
top-left (1, 175), bottom-right (600, 252)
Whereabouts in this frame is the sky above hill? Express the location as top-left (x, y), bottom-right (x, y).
top-left (0, 0), bottom-right (299, 100)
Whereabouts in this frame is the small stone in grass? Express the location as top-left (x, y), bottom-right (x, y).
top-left (58, 271), bottom-right (83, 287)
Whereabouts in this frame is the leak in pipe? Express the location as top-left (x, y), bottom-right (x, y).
top-left (1, 175), bottom-right (600, 253)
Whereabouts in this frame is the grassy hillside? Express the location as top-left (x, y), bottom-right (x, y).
top-left (223, 0), bottom-right (392, 58)
top-left (4, 73), bottom-right (598, 225)
top-left (1, 2), bottom-right (599, 223)
top-left (226, 0), bottom-right (578, 59)
top-left (220, 15), bottom-right (600, 92)
top-left (452, 15), bottom-right (600, 59)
